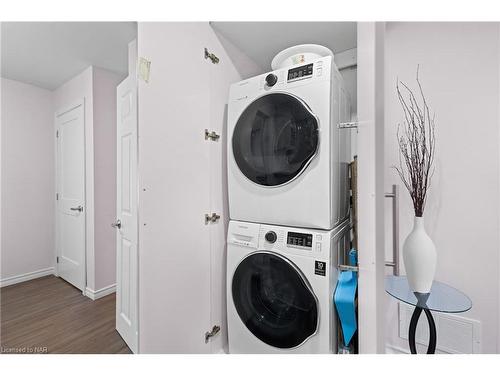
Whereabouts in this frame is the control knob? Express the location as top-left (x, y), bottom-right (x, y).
top-left (265, 73), bottom-right (278, 87)
top-left (265, 231), bottom-right (277, 243)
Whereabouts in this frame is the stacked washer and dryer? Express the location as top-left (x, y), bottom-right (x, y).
top-left (226, 45), bottom-right (353, 354)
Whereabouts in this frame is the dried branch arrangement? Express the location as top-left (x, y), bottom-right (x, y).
top-left (394, 67), bottom-right (436, 217)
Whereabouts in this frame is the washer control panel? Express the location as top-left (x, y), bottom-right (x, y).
top-left (287, 231), bottom-right (313, 249)
top-left (256, 223), bottom-right (327, 255)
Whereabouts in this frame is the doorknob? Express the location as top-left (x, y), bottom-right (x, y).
top-left (111, 219), bottom-right (122, 229)
top-left (70, 205), bottom-right (84, 212)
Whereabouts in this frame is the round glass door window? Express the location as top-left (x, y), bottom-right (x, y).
top-left (232, 93), bottom-right (319, 186)
top-left (232, 252), bottom-right (318, 349)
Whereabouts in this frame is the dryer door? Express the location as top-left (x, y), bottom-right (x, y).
top-left (232, 251), bottom-right (319, 349)
top-left (232, 93), bottom-right (319, 187)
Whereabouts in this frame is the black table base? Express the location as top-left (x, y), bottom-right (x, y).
top-left (386, 276), bottom-right (472, 355)
top-left (408, 307), bottom-right (437, 354)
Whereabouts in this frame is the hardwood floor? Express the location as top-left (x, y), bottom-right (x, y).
top-left (0, 275), bottom-right (131, 354)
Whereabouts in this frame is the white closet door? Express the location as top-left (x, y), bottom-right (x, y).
top-left (116, 74), bottom-right (139, 353)
top-left (138, 22), bottom-right (212, 353)
top-left (206, 27), bottom-right (243, 353)
top-left (56, 102), bottom-right (86, 292)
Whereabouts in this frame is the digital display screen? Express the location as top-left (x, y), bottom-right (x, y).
top-left (287, 232), bottom-right (313, 248)
top-left (287, 63), bottom-right (313, 81)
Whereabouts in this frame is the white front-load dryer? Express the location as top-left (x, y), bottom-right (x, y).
top-left (227, 55), bottom-right (351, 230)
top-left (226, 219), bottom-right (351, 354)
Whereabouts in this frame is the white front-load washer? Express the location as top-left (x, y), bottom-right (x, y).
top-left (226, 219), bottom-right (351, 354)
top-left (227, 55), bottom-right (351, 230)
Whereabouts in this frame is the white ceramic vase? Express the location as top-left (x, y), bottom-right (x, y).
top-left (402, 216), bottom-right (437, 293)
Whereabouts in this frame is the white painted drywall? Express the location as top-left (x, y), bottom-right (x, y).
top-left (340, 66), bottom-right (357, 117)
top-left (1, 78), bottom-right (55, 281)
top-left (92, 67), bottom-right (122, 290)
top-left (384, 22), bottom-right (500, 353)
top-left (356, 22), bottom-right (387, 354)
top-left (336, 48), bottom-right (357, 116)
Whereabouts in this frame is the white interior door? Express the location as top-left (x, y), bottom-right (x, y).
top-left (206, 28), bottom-right (247, 353)
top-left (56, 102), bottom-right (86, 291)
top-left (115, 74), bottom-right (139, 353)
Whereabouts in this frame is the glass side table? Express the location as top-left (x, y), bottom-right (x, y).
top-left (385, 275), bottom-right (472, 354)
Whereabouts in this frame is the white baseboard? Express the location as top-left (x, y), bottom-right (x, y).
top-left (0, 267), bottom-right (55, 287)
top-left (85, 284), bottom-right (116, 300)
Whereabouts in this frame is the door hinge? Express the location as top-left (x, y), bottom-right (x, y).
top-left (204, 48), bottom-right (219, 64)
top-left (56, 193), bottom-right (59, 201)
top-left (338, 121), bottom-right (358, 129)
top-left (205, 325), bottom-right (221, 343)
top-left (205, 213), bottom-right (221, 225)
top-left (56, 130), bottom-right (59, 138)
top-left (138, 57), bottom-right (151, 83)
top-left (204, 129), bottom-right (220, 141)
top-left (56, 256), bottom-right (59, 264)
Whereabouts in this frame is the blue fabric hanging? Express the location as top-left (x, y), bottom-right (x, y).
top-left (334, 249), bottom-right (358, 347)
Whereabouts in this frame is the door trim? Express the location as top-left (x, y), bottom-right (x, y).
top-left (54, 98), bottom-right (90, 294)
top-left (356, 22), bottom-right (386, 353)
top-left (55, 99), bottom-right (84, 118)
top-left (116, 71), bottom-right (139, 353)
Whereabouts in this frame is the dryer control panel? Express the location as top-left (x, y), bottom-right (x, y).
top-left (287, 63), bottom-right (314, 82)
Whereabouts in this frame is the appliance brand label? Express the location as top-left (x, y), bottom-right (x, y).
top-left (315, 261), bottom-right (326, 276)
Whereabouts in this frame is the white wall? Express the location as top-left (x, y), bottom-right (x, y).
top-left (340, 66), bottom-right (357, 118)
top-left (335, 48), bottom-right (358, 117)
top-left (384, 22), bottom-right (500, 353)
top-left (357, 22), bottom-right (387, 354)
top-left (92, 67), bottom-right (122, 290)
top-left (1, 78), bottom-right (55, 283)
top-left (1, 66), bottom-right (121, 291)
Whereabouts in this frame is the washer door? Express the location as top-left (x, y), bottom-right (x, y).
top-left (232, 252), bottom-right (319, 349)
top-left (232, 93), bottom-right (319, 187)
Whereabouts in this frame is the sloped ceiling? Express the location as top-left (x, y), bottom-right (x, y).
top-left (211, 22), bottom-right (356, 71)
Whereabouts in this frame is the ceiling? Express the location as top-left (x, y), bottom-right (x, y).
top-left (1, 22), bottom-right (137, 90)
top-left (211, 22), bottom-right (357, 71)
top-left (1, 22), bottom-right (355, 91)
